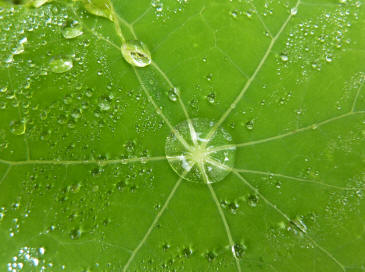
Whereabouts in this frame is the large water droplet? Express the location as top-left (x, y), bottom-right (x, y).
top-left (29, 0), bottom-right (50, 8)
top-left (62, 21), bottom-right (83, 39)
top-left (165, 118), bottom-right (236, 183)
top-left (49, 57), bottom-right (73, 73)
top-left (82, 0), bottom-right (114, 21)
top-left (121, 40), bottom-right (151, 67)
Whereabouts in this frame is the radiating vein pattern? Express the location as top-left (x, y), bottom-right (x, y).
top-left (209, 111), bottom-right (365, 153)
top-left (203, 0), bottom-right (302, 144)
top-left (0, 1), bottom-right (364, 271)
top-left (206, 158), bottom-right (361, 191)
top-left (123, 171), bottom-right (188, 272)
top-left (233, 170), bottom-right (346, 272)
top-left (0, 156), bottom-right (172, 166)
top-left (201, 164), bottom-right (242, 272)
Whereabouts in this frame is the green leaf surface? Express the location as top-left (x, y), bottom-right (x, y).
top-left (1, 0), bottom-right (365, 271)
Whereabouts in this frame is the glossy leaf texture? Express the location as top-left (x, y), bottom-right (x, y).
top-left (0, 0), bottom-right (365, 271)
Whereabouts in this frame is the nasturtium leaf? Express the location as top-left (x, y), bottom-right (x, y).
top-left (0, 0), bottom-right (365, 271)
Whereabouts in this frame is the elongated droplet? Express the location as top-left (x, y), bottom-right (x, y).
top-left (121, 40), bottom-right (151, 67)
top-left (28, 0), bottom-right (50, 8)
top-left (82, 0), bottom-right (114, 21)
top-left (62, 21), bottom-right (83, 39)
top-left (13, 37), bottom-right (27, 55)
top-left (49, 57), bottom-right (73, 73)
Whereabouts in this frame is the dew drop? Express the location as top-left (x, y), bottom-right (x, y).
top-left (10, 120), bottom-right (26, 136)
top-left (290, 7), bottom-right (298, 15)
top-left (5, 54), bottom-right (14, 64)
top-left (325, 55), bottom-right (333, 63)
top-left (121, 40), bottom-right (151, 67)
top-left (290, 216), bottom-right (308, 233)
top-left (62, 20), bottom-right (83, 39)
top-left (13, 37), bottom-right (27, 55)
top-left (38, 247), bottom-right (45, 255)
top-left (49, 57), bottom-right (73, 73)
top-left (232, 242), bottom-right (247, 259)
top-left (70, 227), bottom-right (82, 240)
top-left (230, 10), bottom-right (238, 18)
top-left (247, 194), bottom-right (259, 207)
top-left (181, 246), bottom-right (193, 257)
top-left (204, 251), bottom-right (217, 262)
top-left (168, 87), bottom-right (179, 102)
top-left (206, 73), bottom-right (213, 81)
top-left (98, 100), bottom-right (111, 111)
top-left (280, 54), bottom-right (289, 62)
top-left (162, 242), bottom-right (170, 251)
top-left (206, 92), bottom-right (216, 104)
top-left (245, 120), bottom-right (254, 130)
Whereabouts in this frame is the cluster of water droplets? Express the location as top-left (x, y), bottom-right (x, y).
top-left (7, 246), bottom-right (52, 272)
top-left (277, 0), bottom-right (361, 79)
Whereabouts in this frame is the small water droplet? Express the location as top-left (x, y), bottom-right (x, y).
top-left (280, 54), bottom-right (289, 62)
top-left (230, 10), bottom-right (238, 18)
top-left (206, 92), bottom-right (215, 104)
top-left (168, 87), bottom-right (179, 102)
top-left (247, 194), bottom-right (259, 207)
top-left (49, 57), bottom-right (73, 73)
top-left (10, 120), bottom-right (26, 135)
top-left (245, 120), bottom-right (254, 130)
top-left (121, 40), bottom-right (151, 67)
top-left (232, 242), bottom-right (247, 258)
top-left (13, 37), bottom-right (27, 55)
top-left (162, 242), bottom-right (170, 251)
top-left (290, 216), bottom-right (307, 234)
top-left (181, 246), bottom-right (193, 257)
top-left (206, 73), bottom-right (213, 81)
top-left (290, 7), bottom-right (298, 15)
top-left (98, 100), bottom-right (111, 111)
top-left (5, 55), bottom-right (14, 64)
top-left (38, 247), bottom-right (45, 255)
top-left (70, 227), bottom-right (82, 240)
top-left (205, 250), bottom-right (217, 262)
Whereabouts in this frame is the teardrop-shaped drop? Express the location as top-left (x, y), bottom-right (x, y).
top-left (121, 40), bottom-right (151, 68)
top-left (82, 0), bottom-right (114, 21)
